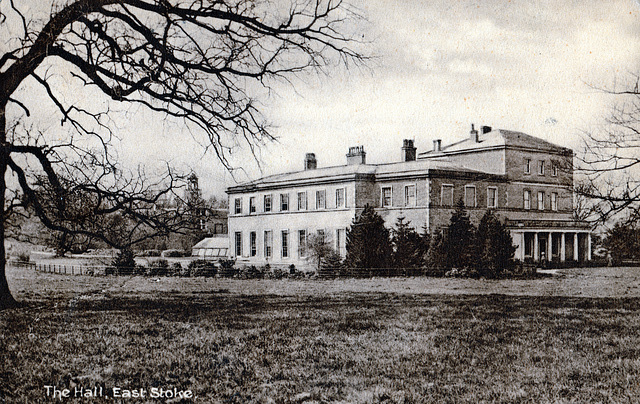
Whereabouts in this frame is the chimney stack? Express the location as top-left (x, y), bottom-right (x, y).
top-left (433, 139), bottom-right (442, 152)
top-left (401, 139), bottom-right (417, 162)
top-left (346, 146), bottom-right (366, 165)
top-left (304, 153), bottom-right (317, 170)
top-left (481, 125), bottom-right (492, 134)
top-left (470, 123), bottom-right (479, 143)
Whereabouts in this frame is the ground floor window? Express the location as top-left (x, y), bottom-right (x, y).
top-left (282, 230), bottom-right (289, 258)
top-left (264, 230), bottom-right (272, 258)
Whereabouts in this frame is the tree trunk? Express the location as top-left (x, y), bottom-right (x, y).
top-left (0, 105), bottom-right (18, 309)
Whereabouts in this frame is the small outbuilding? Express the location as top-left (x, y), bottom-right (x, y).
top-left (191, 236), bottom-right (229, 260)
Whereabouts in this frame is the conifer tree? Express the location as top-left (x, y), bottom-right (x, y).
top-left (345, 205), bottom-right (392, 271)
top-left (424, 230), bottom-right (446, 274)
top-left (444, 199), bottom-right (477, 270)
top-left (391, 217), bottom-right (423, 271)
top-left (476, 210), bottom-right (516, 277)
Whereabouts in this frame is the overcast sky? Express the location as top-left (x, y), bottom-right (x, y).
top-left (5, 0), bottom-right (640, 198)
top-left (214, 0), bottom-right (640, 197)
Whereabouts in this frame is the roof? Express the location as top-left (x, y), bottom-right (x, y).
top-left (192, 236), bottom-right (229, 250)
top-left (228, 158), bottom-right (488, 193)
top-left (420, 128), bottom-right (570, 156)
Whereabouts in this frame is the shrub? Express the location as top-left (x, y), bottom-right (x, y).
top-left (110, 248), bottom-right (137, 275)
top-left (162, 249), bottom-right (186, 258)
top-left (169, 262), bottom-right (183, 276)
top-left (139, 249), bottom-right (161, 257)
top-left (148, 259), bottom-right (169, 276)
top-left (187, 259), bottom-right (217, 277)
top-left (16, 252), bottom-right (30, 263)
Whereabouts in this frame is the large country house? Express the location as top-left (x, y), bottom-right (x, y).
top-left (226, 125), bottom-right (591, 270)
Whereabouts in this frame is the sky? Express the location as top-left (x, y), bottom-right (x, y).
top-left (3, 0), bottom-right (640, 198)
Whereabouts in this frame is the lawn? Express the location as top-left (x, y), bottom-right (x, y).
top-left (2, 266), bottom-right (640, 403)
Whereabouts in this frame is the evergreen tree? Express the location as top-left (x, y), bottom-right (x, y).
top-left (345, 205), bottom-right (392, 271)
top-left (476, 210), bottom-right (516, 277)
top-left (444, 199), bottom-right (477, 270)
top-left (391, 217), bottom-right (424, 271)
top-left (424, 230), bottom-right (446, 274)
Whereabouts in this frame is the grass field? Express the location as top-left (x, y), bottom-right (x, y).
top-left (3, 266), bottom-right (640, 403)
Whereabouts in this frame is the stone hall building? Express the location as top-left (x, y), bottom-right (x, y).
top-left (226, 125), bottom-right (592, 269)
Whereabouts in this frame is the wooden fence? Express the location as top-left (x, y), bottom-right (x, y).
top-left (8, 260), bottom-right (108, 276)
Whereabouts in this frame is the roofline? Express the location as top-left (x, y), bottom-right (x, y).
top-left (418, 143), bottom-right (573, 159)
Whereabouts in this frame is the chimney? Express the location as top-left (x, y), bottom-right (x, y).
top-left (304, 153), bottom-right (317, 170)
top-left (401, 139), bottom-right (417, 162)
top-left (433, 139), bottom-right (442, 152)
top-left (470, 123), bottom-right (479, 142)
top-left (346, 146), bottom-right (366, 165)
top-left (482, 125), bottom-right (492, 134)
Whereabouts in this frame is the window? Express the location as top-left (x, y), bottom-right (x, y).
top-left (441, 184), bottom-right (454, 206)
top-left (551, 192), bottom-right (558, 211)
top-left (199, 219), bottom-right (206, 230)
top-left (298, 230), bottom-right (307, 257)
top-left (381, 186), bottom-right (392, 207)
top-left (336, 188), bottom-right (345, 208)
top-left (524, 158), bottom-right (531, 174)
top-left (316, 190), bottom-right (326, 209)
top-left (250, 232), bottom-right (257, 256)
top-left (264, 194), bottom-right (272, 212)
top-left (552, 164), bottom-right (558, 177)
top-left (234, 232), bottom-right (242, 257)
top-left (524, 190), bottom-right (531, 210)
top-left (487, 187), bottom-right (497, 208)
top-left (281, 230), bottom-right (289, 258)
top-left (297, 191), bottom-right (307, 210)
top-left (264, 230), bottom-right (272, 258)
top-left (317, 229), bottom-right (325, 243)
top-left (464, 186), bottom-right (476, 207)
top-left (538, 191), bottom-right (544, 210)
top-left (538, 160), bottom-right (545, 176)
top-left (404, 185), bottom-right (416, 207)
top-left (214, 223), bottom-right (224, 234)
top-left (280, 193), bottom-right (289, 211)
top-left (336, 229), bottom-right (346, 256)
top-left (234, 198), bottom-right (242, 214)
top-left (249, 197), bottom-right (256, 213)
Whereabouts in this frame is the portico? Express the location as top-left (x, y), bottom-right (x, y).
top-left (511, 228), bottom-right (592, 263)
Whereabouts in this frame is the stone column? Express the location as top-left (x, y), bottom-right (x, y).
top-left (521, 232), bottom-right (526, 261)
top-left (547, 232), bottom-right (553, 262)
top-left (534, 232), bottom-right (539, 262)
top-left (561, 233), bottom-right (566, 262)
top-left (587, 233), bottom-right (592, 261)
top-left (573, 233), bottom-right (579, 261)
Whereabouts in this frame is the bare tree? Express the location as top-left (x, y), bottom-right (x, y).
top-left (576, 73), bottom-right (640, 225)
top-left (0, 0), bottom-right (365, 308)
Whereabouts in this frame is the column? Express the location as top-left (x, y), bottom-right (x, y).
top-left (521, 232), bottom-right (526, 261)
top-left (587, 233), bottom-right (592, 261)
top-left (573, 233), bottom-right (579, 261)
top-left (561, 233), bottom-right (566, 262)
top-left (534, 232), bottom-right (539, 262)
top-left (547, 232), bottom-right (553, 262)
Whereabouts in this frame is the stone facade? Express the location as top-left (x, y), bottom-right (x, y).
top-left (227, 128), bottom-right (591, 270)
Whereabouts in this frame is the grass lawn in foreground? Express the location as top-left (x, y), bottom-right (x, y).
top-left (2, 267), bottom-right (640, 403)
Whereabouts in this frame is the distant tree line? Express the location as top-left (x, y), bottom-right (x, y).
top-left (316, 200), bottom-right (517, 278)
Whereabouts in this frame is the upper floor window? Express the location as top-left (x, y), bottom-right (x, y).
top-left (381, 186), bottom-right (392, 208)
top-left (234, 198), bottom-right (242, 214)
top-left (249, 197), bottom-right (256, 213)
top-left (441, 184), bottom-right (454, 206)
top-left (551, 192), bottom-right (558, 211)
top-left (524, 158), bottom-right (531, 174)
top-left (524, 190), bottom-right (531, 210)
top-left (404, 185), bottom-right (416, 207)
top-left (316, 190), bottom-right (326, 209)
top-left (487, 187), bottom-right (497, 208)
top-left (297, 191), bottom-right (307, 210)
top-left (538, 160), bottom-right (545, 176)
top-left (280, 193), bottom-right (289, 211)
top-left (336, 188), bottom-right (345, 208)
top-left (464, 185), bottom-right (476, 207)
top-left (264, 194), bottom-right (272, 212)
top-left (552, 164), bottom-right (558, 177)
top-left (537, 191), bottom-right (545, 210)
